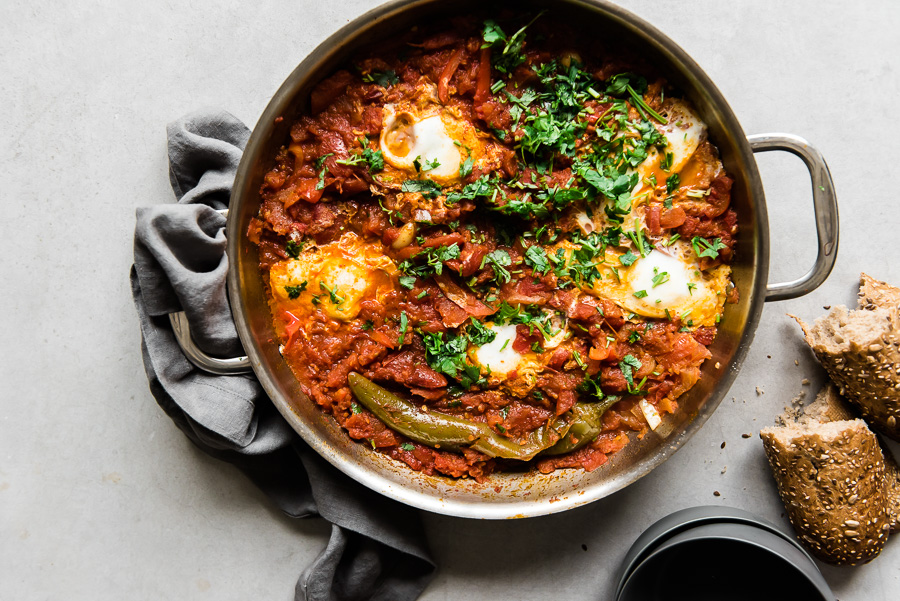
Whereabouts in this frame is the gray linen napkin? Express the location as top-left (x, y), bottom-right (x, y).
top-left (130, 109), bottom-right (435, 601)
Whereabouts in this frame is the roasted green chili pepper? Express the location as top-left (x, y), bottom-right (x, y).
top-left (542, 397), bottom-right (619, 456)
top-left (348, 372), bottom-right (572, 460)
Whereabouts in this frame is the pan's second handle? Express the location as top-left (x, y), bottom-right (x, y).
top-left (749, 134), bottom-right (839, 302)
top-left (166, 207), bottom-right (252, 376)
top-left (169, 312), bottom-right (253, 375)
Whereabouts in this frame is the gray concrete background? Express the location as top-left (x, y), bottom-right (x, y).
top-left (2, 0), bottom-right (899, 599)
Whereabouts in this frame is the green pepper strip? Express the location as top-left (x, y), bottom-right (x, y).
top-left (542, 397), bottom-right (619, 456)
top-left (348, 372), bottom-right (572, 461)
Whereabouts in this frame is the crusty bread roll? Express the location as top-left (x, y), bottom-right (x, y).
top-left (796, 384), bottom-right (900, 533)
top-left (760, 418), bottom-right (891, 565)
top-left (794, 273), bottom-right (900, 442)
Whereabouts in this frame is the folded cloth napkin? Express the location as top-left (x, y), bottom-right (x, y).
top-left (131, 109), bottom-right (435, 601)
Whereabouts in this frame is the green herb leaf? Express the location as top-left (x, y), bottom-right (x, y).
top-left (666, 173), bottom-right (680, 194)
top-left (401, 179), bottom-right (442, 199)
top-left (691, 236), bottom-right (727, 260)
top-left (619, 250), bottom-right (639, 267)
top-left (285, 240), bottom-right (305, 259)
top-left (400, 442), bottom-right (415, 451)
top-left (524, 245), bottom-right (551, 275)
top-left (397, 311), bottom-right (408, 347)
top-left (285, 282), bottom-right (307, 299)
top-left (482, 249), bottom-right (513, 284)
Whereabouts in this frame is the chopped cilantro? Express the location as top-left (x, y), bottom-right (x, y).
top-left (284, 282), bottom-right (307, 299)
top-left (619, 250), bottom-right (639, 267)
top-left (362, 70), bottom-right (399, 87)
top-left (399, 275), bottom-right (416, 290)
top-left (524, 245), bottom-right (551, 275)
top-left (285, 239), bottom-right (305, 259)
top-left (399, 244), bottom-right (461, 279)
top-left (397, 311), bottom-right (408, 348)
top-left (459, 155), bottom-right (474, 178)
top-left (666, 173), bottom-right (680, 194)
top-left (400, 442), bottom-right (415, 451)
top-left (482, 249), bottom-right (513, 284)
top-left (401, 179), bottom-right (442, 199)
top-left (466, 318), bottom-right (497, 346)
top-left (651, 269), bottom-right (670, 288)
top-left (619, 354), bottom-right (644, 393)
top-left (319, 281), bottom-right (345, 306)
top-left (691, 236), bottom-right (727, 260)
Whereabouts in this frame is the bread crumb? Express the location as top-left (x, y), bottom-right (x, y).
top-left (756, 387), bottom-right (764, 396)
top-left (823, 305), bottom-right (831, 310)
top-left (794, 359), bottom-right (800, 366)
top-left (713, 490), bottom-right (721, 497)
top-left (767, 355), bottom-right (772, 359)
top-left (721, 466), bottom-right (727, 474)
top-left (801, 378), bottom-right (811, 386)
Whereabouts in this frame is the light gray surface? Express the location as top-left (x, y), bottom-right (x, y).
top-left (2, 0), bottom-right (898, 599)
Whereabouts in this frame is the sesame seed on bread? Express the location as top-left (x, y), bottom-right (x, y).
top-left (760, 418), bottom-right (890, 565)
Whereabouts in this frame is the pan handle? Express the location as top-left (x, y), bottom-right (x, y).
top-left (749, 134), bottom-right (839, 302)
top-left (168, 208), bottom-right (253, 375)
top-left (169, 312), bottom-right (253, 375)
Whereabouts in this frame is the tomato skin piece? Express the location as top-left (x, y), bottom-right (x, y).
top-left (474, 48), bottom-right (492, 110)
top-left (438, 48), bottom-right (466, 104)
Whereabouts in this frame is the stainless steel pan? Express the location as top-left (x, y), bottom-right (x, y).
top-left (171, 0), bottom-right (838, 519)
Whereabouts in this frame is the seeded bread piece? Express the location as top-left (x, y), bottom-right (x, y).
top-left (794, 290), bottom-right (900, 442)
top-left (760, 419), bottom-right (891, 564)
top-left (796, 384), bottom-right (900, 532)
top-left (859, 272), bottom-right (900, 314)
top-left (798, 383), bottom-right (856, 425)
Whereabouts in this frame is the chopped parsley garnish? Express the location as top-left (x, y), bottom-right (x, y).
top-left (413, 155), bottom-right (441, 173)
top-left (481, 249), bottom-right (513, 284)
top-left (687, 282), bottom-right (697, 296)
top-left (691, 236), bottom-right (727, 260)
top-left (524, 245), bottom-right (551, 275)
top-left (397, 311), bottom-right (408, 348)
top-left (362, 320), bottom-right (374, 331)
top-left (481, 13), bottom-right (544, 76)
top-left (362, 69), bottom-right (399, 87)
top-left (319, 281), bottom-right (345, 306)
top-left (458, 154), bottom-right (474, 178)
top-left (314, 153), bottom-right (334, 190)
top-left (336, 146), bottom-right (384, 172)
top-left (400, 442), bottom-right (415, 451)
top-left (284, 282), bottom-right (307, 299)
top-left (619, 250), bottom-right (639, 267)
top-left (665, 173), bottom-right (680, 194)
top-left (351, 402), bottom-right (362, 414)
top-left (399, 244), bottom-right (461, 279)
top-left (619, 354), bottom-right (646, 394)
top-left (651, 269), bottom-right (670, 288)
top-left (399, 275), bottom-right (416, 290)
top-left (466, 318), bottom-right (497, 346)
top-left (660, 152), bottom-right (674, 172)
top-left (285, 239), bottom-right (305, 259)
top-left (401, 179), bottom-right (442, 199)
top-left (423, 331), bottom-right (484, 389)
